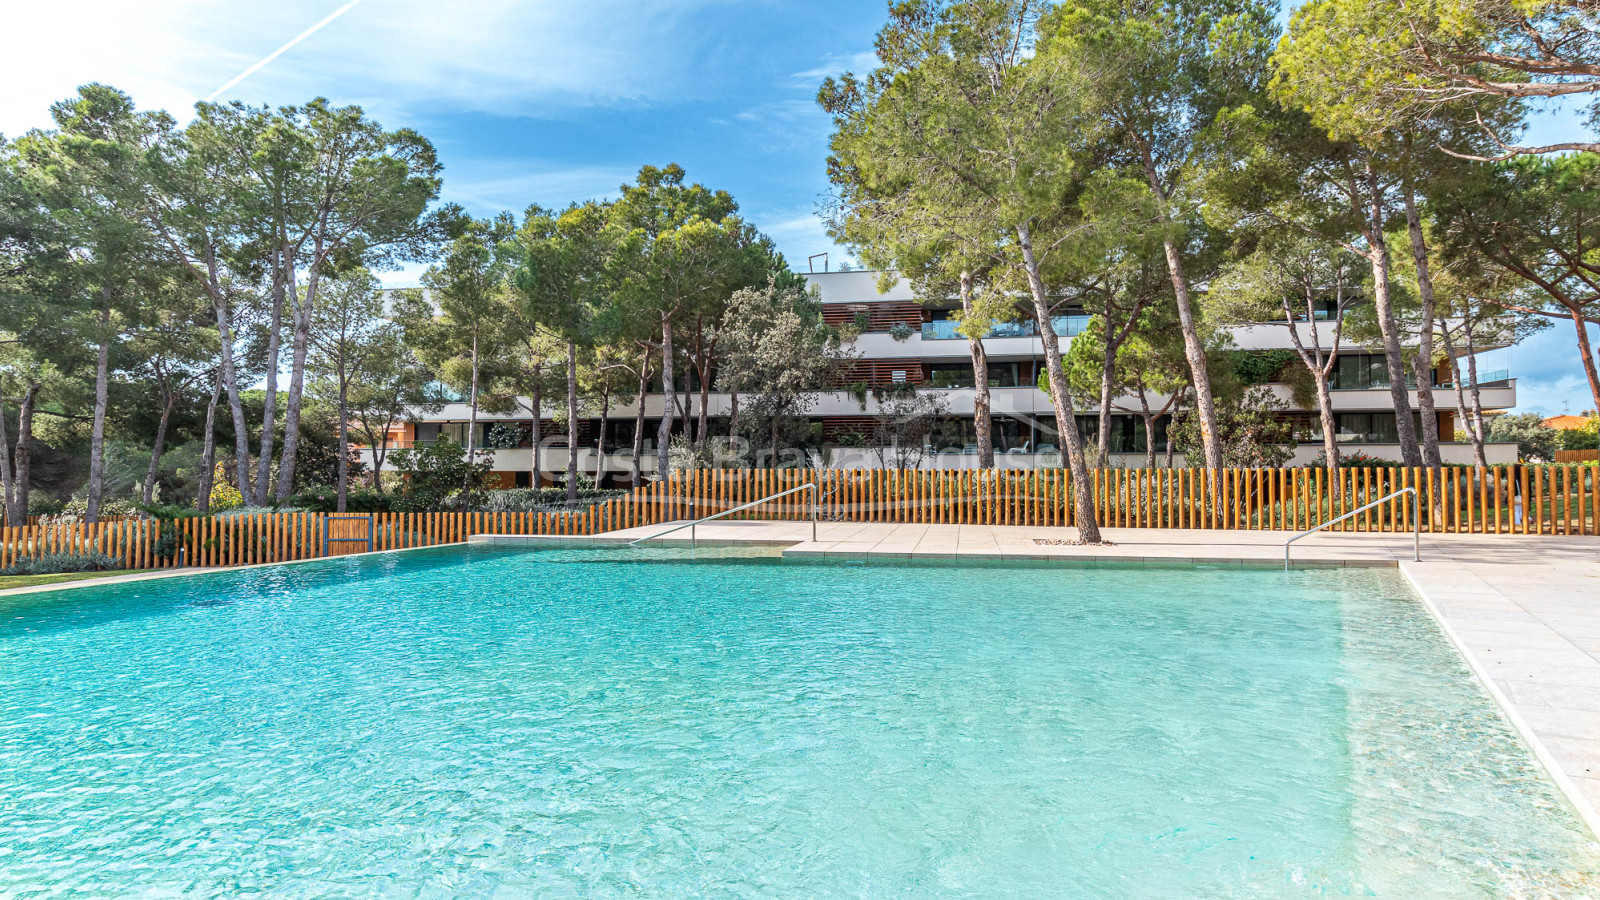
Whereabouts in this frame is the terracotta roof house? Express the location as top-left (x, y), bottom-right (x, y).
top-left (1543, 414), bottom-right (1594, 431)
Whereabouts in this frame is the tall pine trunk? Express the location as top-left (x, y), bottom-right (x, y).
top-left (0, 380), bottom-right (21, 526)
top-left (10, 381), bottom-right (40, 522)
top-left (464, 330), bottom-right (481, 494)
top-left (1017, 222), bottom-right (1101, 543)
top-left (85, 292), bottom-right (112, 523)
top-left (594, 383), bottom-right (611, 488)
top-left (1282, 297), bottom-right (1343, 475)
top-left (0, 382), bottom-right (12, 525)
top-left (1439, 320), bottom-right (1488, 467)
top-left (1314, 376), bottom-right (1340, 476)
top-left (1463, 325), bottom-right (1492, 462)
top-left (1141, 149), bottom-right (1222, 470)
top-left (695, 339), bottom-right (712, 453)
top-left (197, 375), bottom-right (221, 514)
top-left (275, 263), bottom-right (319, 502)
top-left (1138, 392), bottom-right (1158, 469)
top-left (207, 253), bottom-right (254, 494)
top-left (630, 347), bottom-right (650, 486)
top-left (335, 379), bottom-right (351, 513)
top-left (254, 262), bottom-right (289, 505)
top-left (960, 273), bottom-right (994, 468)
top-left (566, 340), bottom-right (580, 507)
top-left (1402, 174), bottom-right (1442, 467)
top-left (1566, 308), bottom-right (1600, 417)
top-left (1363, 162), bottom-right (1422, 466)
top-left (655, 314), bottom-right (675, 482)
top-left (528, 379), bottom-right (543, 490)
top-left (1097, 341), bottom-right (1116, 462)
top-left (0, 379), bottom-right (41, 522)
top-left (142, 382), bottom-right (176, 506)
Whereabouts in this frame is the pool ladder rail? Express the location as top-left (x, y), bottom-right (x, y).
top-left (628, 482), bottom-right (819, 548)
top-left (1284, 486), bottom-right (1419, 570)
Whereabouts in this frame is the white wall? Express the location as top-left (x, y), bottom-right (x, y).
top-left (1283, 442), bottom-right (1519, 466)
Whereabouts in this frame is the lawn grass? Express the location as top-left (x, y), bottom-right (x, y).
top-left (0, 569), bottom-right (155, 591)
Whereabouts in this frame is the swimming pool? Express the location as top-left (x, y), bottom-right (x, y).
top-left (1, 544), bottom-right (1595, 896)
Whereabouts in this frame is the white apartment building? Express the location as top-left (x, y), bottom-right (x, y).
top-left (369, 270), bottom-right (1518, 486)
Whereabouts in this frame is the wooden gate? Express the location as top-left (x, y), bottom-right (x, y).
top-left (323, 514), bottom-right (374, 556)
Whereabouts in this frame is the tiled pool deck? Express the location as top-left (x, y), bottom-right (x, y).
top-left (494, 519), bottom-right (1600, 835)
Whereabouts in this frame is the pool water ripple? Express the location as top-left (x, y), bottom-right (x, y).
top-left (1, 545), bottom-right (1597, 897)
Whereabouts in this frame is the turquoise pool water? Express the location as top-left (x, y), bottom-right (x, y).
top-left (1, 545), bottom-right (1596, 897)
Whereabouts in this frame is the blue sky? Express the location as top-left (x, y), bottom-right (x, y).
top-left (2, 0), bottom-right (1593, 416)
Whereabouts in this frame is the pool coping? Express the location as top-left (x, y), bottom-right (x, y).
top-left (466, 533), bottom-right (1401, 568)
top-left (0, 541), bottom-right (461, 599)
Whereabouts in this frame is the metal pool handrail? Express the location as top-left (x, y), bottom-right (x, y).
top-left (628, 482), bottom-right (819, 548)
top-left (1285, 486), bottom-right (1419, 570)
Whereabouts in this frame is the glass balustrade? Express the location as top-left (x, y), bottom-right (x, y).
top-left (920, 315), bottom-right (1092, 340)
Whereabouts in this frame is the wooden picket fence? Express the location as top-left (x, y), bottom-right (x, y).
top-left (1, 465), bottom-right (1595, 573)
top-left (644, 466), bottom-right (1599, 536)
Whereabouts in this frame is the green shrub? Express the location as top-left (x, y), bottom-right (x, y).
top-left (486, 423), bottom-right (527, 449)
top-left (289, 485), bottom-right (392, 513)
top-left (1169, 388), bottom-right (1295, 468)
top-left (1, 551), bottom-right (123, 577)
top-left (136, 502), bottom-right (206, 520)
top-left (476, 487), bottom-right (624, 513)
top-left (136, 503), bottom-right (207, 561)
top-left (212, 506), bottom-right (305, 517)
top-left (389, 439), bottom-right (494, 512)
top-left (1556, 414), bottom-right (1599, 452)
top-left (26, 496), bottom-right (65, 518)
top-left (56, 498), bottom-right (141, 519)
top-left (1487, 412), bottom-right (1561, 462)
top-left (1304, 449), bottom-right (1403, 469)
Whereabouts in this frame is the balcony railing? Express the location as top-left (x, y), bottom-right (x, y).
top-left (921, 315), bottom-right (1091, 341)
top-left (1331, 368), bottom-right (1512, 391)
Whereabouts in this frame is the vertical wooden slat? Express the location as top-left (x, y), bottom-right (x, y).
top-left (1560, 465), bottom-right (1571, 535)
top-left (1586, 465), bottom-right (1595, 535)
top-left (1484, 461), bottom-right (1497, 531)
top-left (1468, 467), bottom-right (1481, 534)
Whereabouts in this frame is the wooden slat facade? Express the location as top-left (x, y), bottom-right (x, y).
top-left (819, 301), bottom-right (924, 331)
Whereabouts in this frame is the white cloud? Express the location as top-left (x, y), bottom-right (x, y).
top-left (731, 98), bottom-right (831, 154)
top-left (441, 163), bottom-right (638, 216)
top-left (791, 50), bottom-right (878, 83)
top-left (0, 0), bottom-right (227, 136)
top-left (750, 204), bottom-right (854, 271)
top-left (1475, 322), bottom-right (1599, 416)
top-left (1510, 373), bottom-right (1594, 417)
top-left (1, 0), bottom-right (737, 135)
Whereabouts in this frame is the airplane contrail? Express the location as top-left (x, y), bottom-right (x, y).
top-left (205, 0), bottom-right (367, 101)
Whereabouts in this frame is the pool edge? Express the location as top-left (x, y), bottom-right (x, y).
top-left (0, 542), bottom-right (465, 600)
top-left (1399, 561), bottom-right (1600, 840)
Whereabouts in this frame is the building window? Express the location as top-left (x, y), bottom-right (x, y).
top-left (996, 414), bottom-right (1167, 454)
top-left (1330, 354), bottom-right (1437, 390)
top-left (924, 361), bottom-right (1030, 388)
top-left (1307, 412), bottom-right (1425, 444)
top-left (926, 363), bottom-right (975, 388)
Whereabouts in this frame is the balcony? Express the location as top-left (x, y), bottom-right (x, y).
top-left (921, 315), bottom-right (1091, 341)
top-left (1331, 368), bottom-right (1511, 391)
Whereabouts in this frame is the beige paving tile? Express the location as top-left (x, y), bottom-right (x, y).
top-left (1452, 629), bottom-right (1576, 652)
top-left (1538, 738), bottom-right (1600, 780)
top-left (1505, 681), bottom-right (1600, 714)
top-left (1520, 707), bottom-right (1600, 743)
